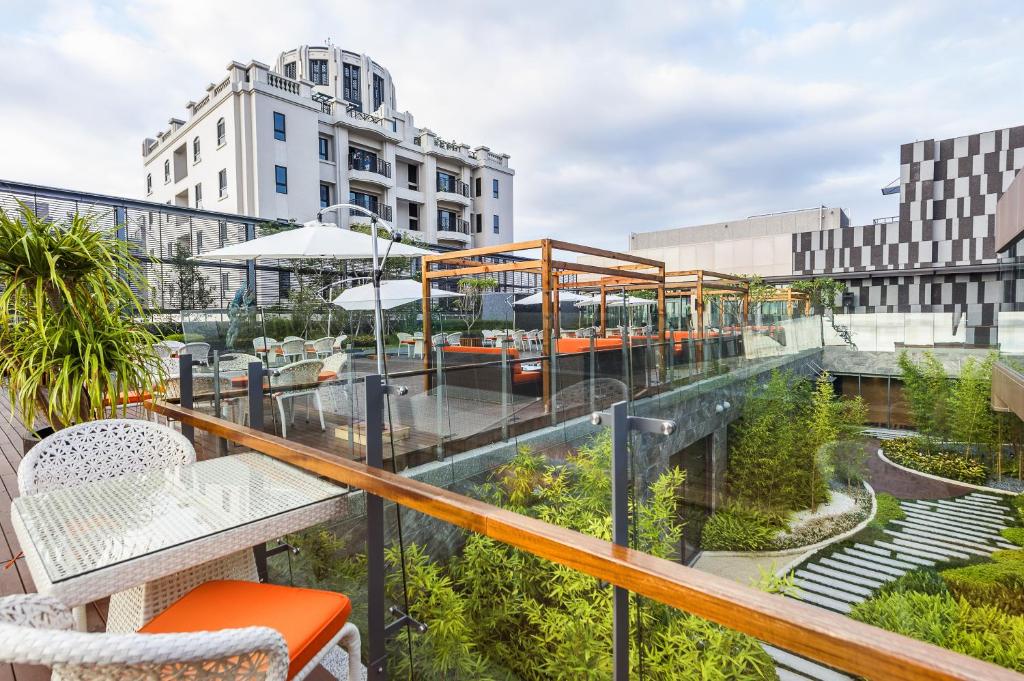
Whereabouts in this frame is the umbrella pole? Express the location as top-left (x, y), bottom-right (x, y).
top-left (370, 217), bottom-right (387, 379)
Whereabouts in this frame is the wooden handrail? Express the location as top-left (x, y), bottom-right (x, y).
top-left (147, 400), bottom-right (1022, 681)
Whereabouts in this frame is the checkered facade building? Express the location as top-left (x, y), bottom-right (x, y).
top-left (792, 127), bottom-right (1024, 345)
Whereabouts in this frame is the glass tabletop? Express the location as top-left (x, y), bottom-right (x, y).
top-left (13, 452), bottom-right (346, 584)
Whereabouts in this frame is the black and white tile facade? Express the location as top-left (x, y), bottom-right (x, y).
top-left (792, 127), bottom-right (1024, 345)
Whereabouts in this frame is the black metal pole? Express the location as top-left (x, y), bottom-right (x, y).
top-left (247, 361), bottom-right (264, 431)
top-left (178, 354), bottom-right (194, 443)
top-left (365, 374), bottom-right (388, 680)
top-left (611, 400), bottom-right (629, 681)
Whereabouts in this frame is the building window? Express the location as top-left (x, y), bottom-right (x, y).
top-left (437, 209), bottom-right (456, 231)
top-left (146, 174), bottom-right (152, 195)
top-left (218, 220), bottom-right (227, 246)
top-left (193, 136), bottom-right (201, 163)
top-left (194, 183), bottom-right (202, 209)
top-left (273, 112), bottom-right (286, 141)
top-left (493, 214), bottom-right (500, 234)
top-left (196, 231), bottom-right (203, 252)
top-left (216, 118), bottom-right (226, 146)
top-left (275, 165), bottom-right (288, 194)
top-left (342, 63), bottom-right (361, 107)
top-left (475, 177), bottom-right (482, 197)
top-left (310, 59), bottom-right (329, 86)
top-left (407, 164), bottom-right (418, 189)
top-left (319, 183), bottom-right (331, 209)
top-left (279, 270), bottom-right (291, 299)
top-left (163, 160), bottom-right (170, 183)
top-left (493, 179), bottom-right (499, 198)
top-left (349, 191), bottom-right (378, 214)
top-left (221, 271), bottom-right (230, 291)
top-left (349, 147), bottom-right (379, 172)
top-left (218, 169), bottom-right (228, 198)
top-left (409, 203), bottom-right (419, 231)
top-left (373, 73), bottom-right (384, 111)
top-left (437, 171), bottom-right (456, 193)
top-left (318, 136), bottom-right (330, 161)
top-left (283, 62), bottom-right (296, 79)
top-left (475, 213), bottom-right (482, 233)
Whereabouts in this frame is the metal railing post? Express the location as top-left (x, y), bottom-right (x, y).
top-left (435, 341), bottom-right (446, 460)
top-left (611, 400), bottom-right (629, 681)
top-left (645, 334), bottom-right (653, 390)
top-left (591, 403), bottom-right (676, 681)
top-left (667, 325), bottom-right (675, 386)
top-left (178, 354), bottom-right (194, 444)
top-left (589, 333), bottom-right (597, 413)
top-left (500, 339), bottom-right (509, 440)
top-left (247, 361), bottom-right (264, 431)
top-left (212, 351), bottom-right (227, 456)
top-left (550, 327), bottom-right (559, 426)
top-left (364, 374), bottom-right (387, 681)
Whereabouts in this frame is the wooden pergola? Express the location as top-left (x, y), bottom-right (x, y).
top-left (762, 287), bottom-right (812, 315)
top-left (421, 239), bottom-right (666, 408)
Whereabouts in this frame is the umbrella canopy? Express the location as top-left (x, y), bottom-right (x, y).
top-left (574, 295), bottom-right (601, 307)
top-left (607, 296), bottom-right (657, 307)
top-left (196, 221), bottom-right (433, 261)
top-left (513, 290), bottom-right (591, 306)
top-left (333, 279), bottom-right (462, 311)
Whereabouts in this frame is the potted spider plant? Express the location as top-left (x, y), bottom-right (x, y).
top-left (0, 203), bottom-right (161, 446)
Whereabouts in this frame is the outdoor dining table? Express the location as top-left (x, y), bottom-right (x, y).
top-left (10, 452), bottom-right (348, 610)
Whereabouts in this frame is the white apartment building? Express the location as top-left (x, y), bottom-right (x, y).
top-left (141, 45), bottom-right (515, 249)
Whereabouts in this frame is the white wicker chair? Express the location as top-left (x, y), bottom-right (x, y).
top-left (280, 339), bottom-right (306, 364)
top-left (217, 353), bottom-right (263, 371)
top-left (321, 353), bottom-right (350, 376)
top-left (396, 332), bottom-right (414, 357)
top-left (332, 335), bottom-right (348, 352)
top-left (18, 420), bottom-right (196, 632)
top-left (309, 337), bottom-right (335, 359)
top-left (272, 360), bottom-right (326, 438)
top-left (445, 332), bottom-right (462, 347)
top-left (162, 340), bottom-right (186, 352)
top-left (0, 592), bottom-right (362, 681)
top-left (253, 336), bottom-right (278, 361)
top-left (152, 342), bottom-right (173, 359)
top-left (181, 342), bottom-right (211, 366)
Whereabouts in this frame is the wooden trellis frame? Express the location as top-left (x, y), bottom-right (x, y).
top-left (421, 239), bottom-right (666, 409)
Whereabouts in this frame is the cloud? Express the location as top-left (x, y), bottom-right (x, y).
top-left (1, 0), bottom-right (1023, 249)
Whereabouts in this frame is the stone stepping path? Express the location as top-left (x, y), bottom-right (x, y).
top-left (763, 492), bottom-right (1014, 680)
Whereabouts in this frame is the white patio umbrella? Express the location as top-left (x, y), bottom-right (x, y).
top-left (196, 208), bottom-right (433, 376)
top-left (513, 290), bottom-right (591, 306)
top-left (333, 279), bottom-right (462, 311)
top-left (607, 296), bottom-right (656, 307)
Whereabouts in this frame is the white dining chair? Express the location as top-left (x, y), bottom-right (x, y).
top-left (181, 342), bottom-right (211, 366)
top-left (18, 419), bottom-right (195, 632)
top-left (446, 332), bottom-right (463, 347)
top-left (272, 360), bottom-right (326, 438)
top-left (309, 336), bottom-right (335, 359)
top-left (396, 332), bottom-right (415, 357)
top-left (280, 339), bottom-right (306, 364)
top-left (0, 590), bottom-right (362, 681)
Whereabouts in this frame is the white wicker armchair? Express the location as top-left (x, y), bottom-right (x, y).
top-left (309, 337), bottom-right (335, 359)
top-left (0, 593), bottom-right (366, 681)
top-left (181, 342), bottom-right (211, 366)
top-left (272, 360), bottom-right (326, 438)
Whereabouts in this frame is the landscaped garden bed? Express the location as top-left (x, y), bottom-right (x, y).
top-left (881, 437), bottom-right (988, 485)
top-left (700, 369), bottom-right (874, 554)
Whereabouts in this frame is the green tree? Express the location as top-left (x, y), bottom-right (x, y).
top-left (807, 372), bottom-right (839, 510)
top-left (948, 353), bottom-right (997, 456)
top-left (898, 351), bottom-right (952, 444)
top-left (167, 243), bottom-right (214, 310)
top-left (456, 277), bottom-right (498, 332)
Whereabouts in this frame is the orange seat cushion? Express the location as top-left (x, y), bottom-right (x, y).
top-left (140, 580), bottom-right (352, 678)
top-left (512, 370), bottom-right (541, 384)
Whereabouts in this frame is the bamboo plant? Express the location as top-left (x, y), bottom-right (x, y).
top-left (0, 203), bottom-right (160, 430)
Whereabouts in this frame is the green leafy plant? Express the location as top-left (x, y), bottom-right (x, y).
top-left (1003, 528), bottom-right (1024, 547)
top-left (700, 504), bottom-right (784, 551)
top-left (851, 591), bottom-right (1024, 672)
top-left (941, 549), bottom-right (1024, 615)
top-left (948, 354), bottom-right (998, 457)
top-left (790, 277), bottom-right (844, 310)
top-left (455, 277), bottom-right (498, 333)
top-left (877, 568), bottom-right (949, 597)
top-left (0, 204), bottom-right (160, 429)
top-left (882, 438), bottom-right (987, 484)
top-left (897, 351), bottom-right (953, 442)
top-left (870, 493), bottom-right (906, 530)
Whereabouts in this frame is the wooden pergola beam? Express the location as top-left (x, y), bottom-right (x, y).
top-left (548, 239), bottom-right (663, 268)
top-left (422, 239), bottom-right (547, 264)
top-left (424, 260), bottom-right (544, 280)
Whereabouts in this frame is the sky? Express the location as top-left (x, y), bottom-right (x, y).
top-left (1, 0), bottom-right (1023, 250)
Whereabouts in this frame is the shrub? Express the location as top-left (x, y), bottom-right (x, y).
top-left (870, 493), bottom-right (905, 529)
top-left (877, 568), bottom-right (949, 597)
top-left (1003, 527), bottom-right (1024, 547)
top-left (851, 591), bottom-right (1024, 672)
top-left (1011, 494), bottom-right (1024, 525)
top-left (882, 438), bottom-right (988, 484)
top-left (701, 505), bottom-right (785, 551)
top-left (832, 439), bottom-right (871, 485)
top-left (941, 549), bottom-right (1024, 615)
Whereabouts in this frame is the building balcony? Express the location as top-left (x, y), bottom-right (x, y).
top-left (395, 186), bottom-right (424, 204)
top-left (348, 157), bottom-right (394, 188)
top-left (436, 179), bottom-right (471, 207)
top-left (349, 203), bottom-right (392, 222)
top-left (437, 219), bottom-right (471, 243)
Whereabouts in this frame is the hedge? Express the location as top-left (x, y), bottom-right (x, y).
top-left (882, 438), bottom-right (987, 485)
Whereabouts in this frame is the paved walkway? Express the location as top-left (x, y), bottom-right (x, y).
top-left (769, 491), bottom-right (1015, 680)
